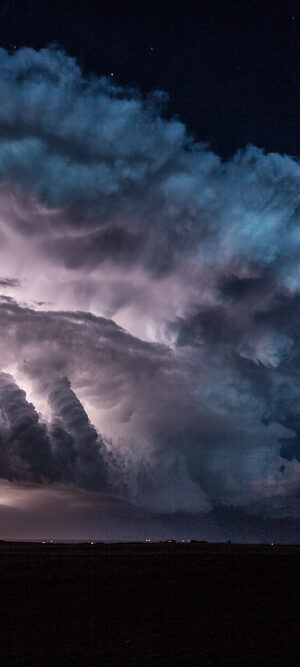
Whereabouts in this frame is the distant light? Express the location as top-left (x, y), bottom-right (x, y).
top-left (110, 72), bottom-right (114, 77)
top-left (50, 539), bottom-right (53, 543)
top-left (145, 539), bottom-right (151, 542)
top-left (181, 540), bottom-right (185, 543)
top-left (90, 541), bottom-right (94, 545)
top-left (41, 541), bottom-right (46, 544)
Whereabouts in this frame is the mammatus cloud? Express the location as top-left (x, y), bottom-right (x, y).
top-left (0, 46), bottom-right (300, 536)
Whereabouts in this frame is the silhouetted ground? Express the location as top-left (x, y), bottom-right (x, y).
top-left (1, 541), bottom-right (300, 665)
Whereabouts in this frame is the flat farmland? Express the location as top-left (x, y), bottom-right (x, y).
top-left (0, 542), bottom-right (300, 666)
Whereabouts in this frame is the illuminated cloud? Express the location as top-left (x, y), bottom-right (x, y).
top-left (0, 47), bottom-right (299, 536)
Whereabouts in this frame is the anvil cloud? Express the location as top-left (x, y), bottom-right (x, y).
top-left (0, 47), bottom-right (300, 539)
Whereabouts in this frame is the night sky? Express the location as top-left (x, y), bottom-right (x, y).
top-left (0, 0), bottom-right (299, 542)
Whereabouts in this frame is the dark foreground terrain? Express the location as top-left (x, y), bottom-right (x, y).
top-left (1, 541), bottom-right (300, 666)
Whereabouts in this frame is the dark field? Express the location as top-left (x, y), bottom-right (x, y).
top-left (1, 541), bottom-right (300, 666)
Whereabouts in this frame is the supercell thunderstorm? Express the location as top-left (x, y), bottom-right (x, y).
top-left (0, 47), bottom-right (300, 534)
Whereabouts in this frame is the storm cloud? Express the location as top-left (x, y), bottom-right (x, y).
top-left (0, 46), bottom-right (300, 537)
